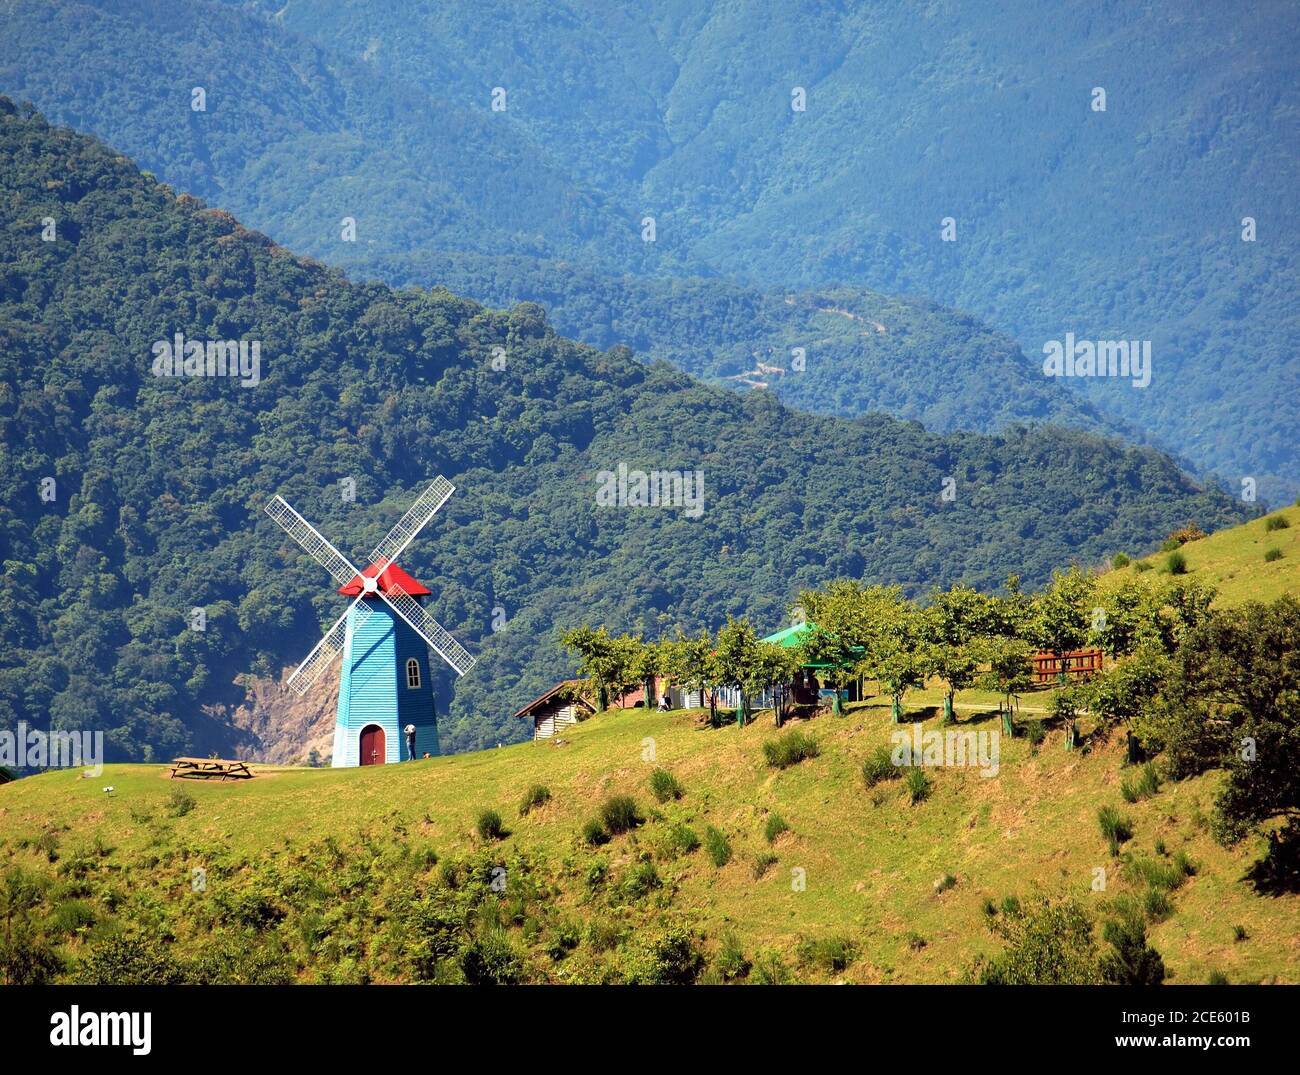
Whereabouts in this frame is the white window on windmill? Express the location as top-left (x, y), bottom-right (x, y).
top-left (406, 658), bottom-right (421, 689)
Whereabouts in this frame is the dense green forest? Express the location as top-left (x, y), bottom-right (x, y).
top-left (3, 0), bottom-right (1294, 497)
top-left (357, 250), bottom-right (1121, 439)
top-left (0, 101), bottom-right (1250, 761)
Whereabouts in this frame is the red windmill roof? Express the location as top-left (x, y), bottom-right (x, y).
top-left (338, 561), bottom-right (432, 597)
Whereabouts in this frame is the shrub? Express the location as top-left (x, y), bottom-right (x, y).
top-left (581, 819), bottom-right (609, 847)
top-left (763, 730), bottom-right (820, 769)
top-left (661, 823), bottom-right (700, 858)
top-left (764, 814), bottom-right (790, 844)
top-left (797, 934), bottom-right (856, 973)
top-left (1233, 924), bottom-right (1248, 943)
top-left (1111, 552), bottom-right (1131, 568)
top-left (861, 746), bottom-right (899, 788)
top-left (518, 784), bottom-right (551, 816)
top-left (905, 767), bottom-right (932, 805)
top-left (1101, 910), bottom-right (1166, 985)
top-left (750, 950), bottom-right (791, 984)
top-left (1208, 970), bottom-right (1229, 985)
top-left (648, 769), bottom-right (684, 803)
top-left (1168, 524), bottom-right (1207, 545)
top-left (166, 787), bottom-right (196, 818)
top-left (1134, 560), bottom-right (1153, 573)
top-left (620, 861), bottom-right (661, 900)
top-left (1121, 762), bottom-right (1161, 803)
top-left (1143, 887), bottom-right (1173, 922)
top-left (1264, 547), bottom-right (1283, 563)
top-left (714, 930), bottom-right (750, 981)
top-left (1098, 806), bottom-right (1133, 855)
top-left (584, 919), bottom-right (623, 952)
top-left (905, 931), bottom-right (927, 951)
top-left (982, 897), bottom-right (998, 918)
top-left (584, 858), bottom-right (608, 890)
top-left (460, 928), bottom-right (523, 984)
top-left (973, 895), bottom-right (1104, 985)
top-left (934, 873), bottom-right (957, 894)
top-left (703, 825), bottom-right (732, 868)
top-left (475, 809), bottom-right (506, 841)
top-left (1264, 514), bottom-right (1290, 531)
top-left (598, 795), bottom-right (643, 835)
top-left (1164, 550), bottom-right (1188, 575)
top-left (622, 926), bottom-right (703, 985)
top-left (544, 918), bottom-right (581, 962)
top-left (1024, 719), bottom-right (1046, 747)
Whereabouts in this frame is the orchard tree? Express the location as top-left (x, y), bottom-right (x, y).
top-left (860, 594), bottom-right (927, 723)
top-left (798, 581), bottom-right (899, 713)
top-left (712, 617), bottom-right (760, 726)
top-left (1028, 567), bottom-right (1096, 684)
top-left (628, 637), bottom-right (664, 710)
top-left (746, 642), bottom-right (802, 726)
top-left (978, 635), bottom-right (1034, 736)
top-left (662, 628), bottom-right (714, 713)
top-left (924, 583), bottom-right (1000, 724)
top-left (560, 625), bottom-right (637, 710)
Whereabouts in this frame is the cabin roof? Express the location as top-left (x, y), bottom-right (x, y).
top-left (512, 680), bottom-right (594, 720)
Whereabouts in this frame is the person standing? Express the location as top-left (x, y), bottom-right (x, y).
top-left (404, 723), bottom-right (417, 760)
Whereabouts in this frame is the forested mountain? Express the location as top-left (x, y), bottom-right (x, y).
top-left (0, 102), bottom-right (1249, 762)
top-left (3, 1), bottom-right (1294, 496)
top-left (360, 250), bottom-right (1120, 437)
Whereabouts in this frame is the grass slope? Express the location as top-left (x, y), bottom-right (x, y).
top-left (1109, 504), bottom-right (1300, 606)
top-left (4, 695), bottom-right (1294, 983)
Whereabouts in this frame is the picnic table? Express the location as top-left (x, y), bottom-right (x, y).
top-left (169, 757), bottom-right (253, 781)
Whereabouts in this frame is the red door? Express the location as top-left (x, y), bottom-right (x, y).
top-left (359, 725), bottom-right (386, 766)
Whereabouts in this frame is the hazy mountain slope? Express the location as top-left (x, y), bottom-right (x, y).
top-left (7, 1), bottom-right (1296, 495)
top-left (0, 102), bottom-right (1248, 760)
top-left (268, 0), bottom-right (1298, 495)
top-left (0, 0), bottom-right (1127, 443)
top-left (358, 249), bottom-right (1124, 437)
top-left (0, 0), bottom-right (638, 267)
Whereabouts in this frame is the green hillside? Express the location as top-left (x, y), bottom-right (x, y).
top-left (1, 690), bottom-right (1293, 984)
top-left (5, 0), bottom-right (1295, 496)
top-left (1107, 504), bottom-right (1300, 607)
top-left (0, 99), bottom-right (1248, 764)
top-left (3, 506), bottom-right (1295, 985)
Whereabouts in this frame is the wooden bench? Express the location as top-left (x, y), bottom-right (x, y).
top-left (169, 757), bottom-right (253, 781)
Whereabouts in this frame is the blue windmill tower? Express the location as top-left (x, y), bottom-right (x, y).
top-left (265, 478), bottom-right (475, 767)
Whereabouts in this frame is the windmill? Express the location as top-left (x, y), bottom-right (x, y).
top-left (264, 477), bottom-right (474, 767)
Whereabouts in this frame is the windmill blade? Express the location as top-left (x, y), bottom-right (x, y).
top-left (380, 580), bottom-right (475, 677)
top-left (368, 476), bottom-right (455, 569)
top-left (264, 495), bottom-right (361, 587)
top-left (286, 598), bottom-right (372, 696)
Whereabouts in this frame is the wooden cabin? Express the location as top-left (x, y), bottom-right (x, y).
top-left (513, 680), bottom-right (596, 741)
top-left (1032, 648), bottom-right (1104, 684)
